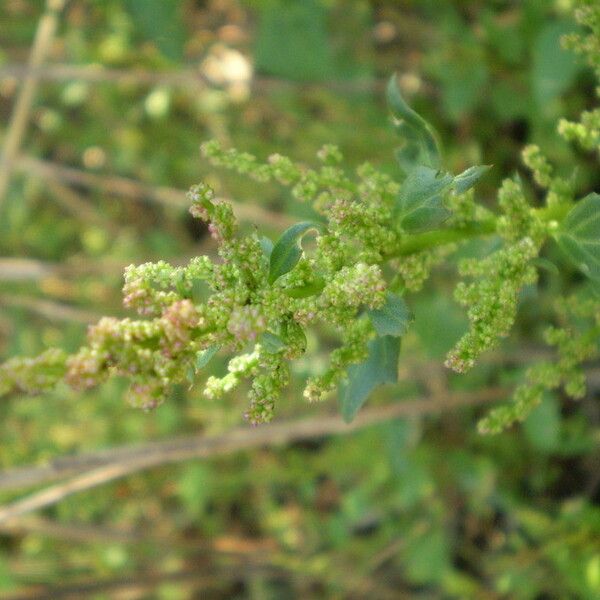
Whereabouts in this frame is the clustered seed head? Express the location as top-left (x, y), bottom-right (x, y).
top-left (1, 0), bottom-right (598, 430)
top-left (1, 141), bottom-right (414, 421)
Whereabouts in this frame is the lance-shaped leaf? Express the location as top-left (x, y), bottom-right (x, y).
top-left (368, 293), bottom-right (412, 337)
top-left (555, 193), bottom-right (600, 280)
top-left (269, 221), bottom-right (324, 284)
top-left (284, 277), bottom-right (326, 299)
top-left (259, 332), bottom-right (286, 354)
top-left (340, 335), bottom-right (400, 423)
top-left (387, 76), bottom-right (442, 173)
top-left (260, 236), bottom-right (274, 258)
top-left (188, 345), bottom-right (220, 387)
top-left (453, 165), bottom-right (492, 194)
top-left (395, 166), bottom-right (454, 231)
top-left (195, 345), bottom-right (220, 370)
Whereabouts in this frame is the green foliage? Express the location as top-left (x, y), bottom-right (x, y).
top-left (367, 292), bottom-right (411, 337)
top-left (2, 6), bottom-right (598, 427)
top-left (268, 221), bottom-right (324, 284)
top-left (195, 345), bottom-right (220, 370)
top-left (395, 166), bottom-right (453, 231)
top-left (453, 165), bottom-right (492, 194)
top-left (556, 193), bottom-right (600, 280)
top-left (387, 76), bottom-right (441, 172)
top-left (2, 1), bottom-right (600, 596)
top-left (340, 335), bottom-right (400, 423)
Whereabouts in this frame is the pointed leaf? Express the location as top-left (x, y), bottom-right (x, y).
top-left (284, 277), bottom-right (326, 299)
top-left (269, 221), bottom-right (323, 284)
top-left (396, 166), bottom-right (453, 231)
top-left (555, 193), bottom-right (600, 280)
top-left (259, 332), bottom-right (286, 354)
top-left (195, 345), bottom-right (220, 370)
top-left (341, 336), bottom-right (400, 423)
top-left (531, 257), bottom-right (559, 276)
top-left (260, 236), bottom-right (274, 258)
top-left (453, 165), bottom-right (492, 194)
top-left (368, 293), bottom-right (412, 337)
top-left (387, 76), bottom-right (441, 172)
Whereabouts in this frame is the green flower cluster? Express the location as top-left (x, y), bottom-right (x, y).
top-left (559, 0), bottom-right (600, 154)
top-left (0, 0), bottom-right (598, 431)
top-left (480, 289), bottom-right (600, 434)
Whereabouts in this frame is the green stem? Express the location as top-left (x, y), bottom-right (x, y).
top-left (391, 221), bottom-right (496, 257)
top-left (390, 203), bottom-right (571, 258)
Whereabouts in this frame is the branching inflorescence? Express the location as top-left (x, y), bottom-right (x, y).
top-left (1, 0), bottom-right (599, 432)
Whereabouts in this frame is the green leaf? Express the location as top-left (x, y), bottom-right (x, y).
top-left (195, 345), bottom-right (220, 370)
top-left (556, 193), bottom-right (600, 280)
top-left (281, 319), bottom-right (307, 353)
top-left (387, 76), bottom-right (441, 173)
top-left (341, 336), bottom-right (400, 423)
top-left (284, 277), bottom-right (325, 299)
top-left (453, 165), bottom-right (492, 194)
top-left (531, 257), bottom-right (560, 276)
top-left (396, 166), bottom-right (453, 231)
top-left (368, 293), bottom-right (412, 337)
top-left (259, 332), bottom-right (286, 354)
top-left (269, 221), bottom-right (323, 284)
top-left (260, 236), bottom-right (274, 258)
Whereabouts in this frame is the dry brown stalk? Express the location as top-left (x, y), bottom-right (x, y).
top-left (0, 387), bottom-right (505, 521)
top-left (0, 0), bottom-right (65, 210)
top-left (14, 155), bottom-right (293, 228)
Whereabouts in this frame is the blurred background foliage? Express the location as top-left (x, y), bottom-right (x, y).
top-left (0, 0), bottom-right (599, 598)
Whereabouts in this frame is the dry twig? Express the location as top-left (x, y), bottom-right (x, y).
top-left (0, 63), bottom-right (385, 93)
top-left (0, 0), bottom-right (65, 210)
top-left (14, 155), bottom-right (293, 228)
top-left (0, 294), bottom-right (102, 324)
top-left (0, 388), bottom-right (505, 521)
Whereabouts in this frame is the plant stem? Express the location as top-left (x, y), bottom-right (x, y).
top-left (390, 202), bottom-right (571, 258)
top-left (392, 221), bottom-right (496, 257)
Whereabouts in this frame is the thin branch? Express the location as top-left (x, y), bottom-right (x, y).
top-left (0, 258), bottom-right (57, 281)
top-left (0, 64), bottom-right (208, 89)
top-left (0, 388), bottom-right (505, 519)
top-left (0, 0), bottom-right (65, 210)
top-left (0, 63), bottom-right (386, 93)
top-left (45, 179), bottom-right (116, 232)
top-left (1, 567), bottom-right (259, 600)
top-left (0, 294), bottom-right (102, 324)
top-left (0, 247), bottom-right (216, 281)
top-left (13, 155), bottom-right (293, 229)
top-left (0, 515), bottom-right (142, 544)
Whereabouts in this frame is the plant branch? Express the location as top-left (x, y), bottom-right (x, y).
top-left (0, 388), bottom-right (505, 510)
top-left (392, 202), bottom-right (571, 257)
top-left (13, 155), bottom-right (293, 229)
top-left (0, 294), bottom-right (102, 324)
top-left (0, 0), bottom-right (65, 210)
top-left (0, 63), bottom-right (386, 93)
